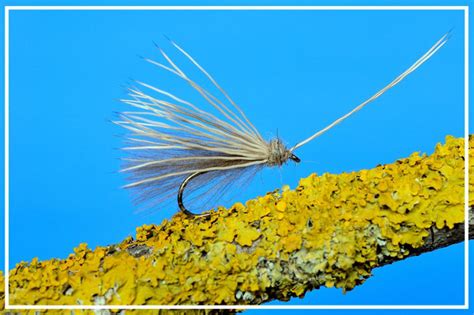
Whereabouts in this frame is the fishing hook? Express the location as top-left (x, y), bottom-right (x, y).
top-left (178, 171), bottom-right (211, 217)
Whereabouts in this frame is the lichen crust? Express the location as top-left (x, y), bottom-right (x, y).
top-left (1, 135), bottom-right (470, 310)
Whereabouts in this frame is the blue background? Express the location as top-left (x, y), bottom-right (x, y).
top-left (1, 2), bottom-right (471, 313)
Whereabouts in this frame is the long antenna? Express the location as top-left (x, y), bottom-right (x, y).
top-left (290, 31), bottom-right (451, 152)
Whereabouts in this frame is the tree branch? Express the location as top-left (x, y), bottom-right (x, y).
top-left (378, 207), bottom-right (472, 267)
top-left (0, 135), bottom-right (470, 310)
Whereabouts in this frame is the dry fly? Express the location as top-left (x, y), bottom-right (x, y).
top-left (116, 32), bottom-right (450, 217)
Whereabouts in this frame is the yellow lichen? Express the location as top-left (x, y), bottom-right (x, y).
top-left (1, 135), bottom-right (470, 310)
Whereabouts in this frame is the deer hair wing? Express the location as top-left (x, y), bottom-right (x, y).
top-left (115, 42), bottom-right (269, 213)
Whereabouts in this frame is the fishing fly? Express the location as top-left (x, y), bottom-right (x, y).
top-left (116, 32), bottom-right (450, 217)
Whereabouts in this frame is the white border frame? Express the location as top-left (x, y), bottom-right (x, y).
top-left (3, 5), bottom-right (469, 310)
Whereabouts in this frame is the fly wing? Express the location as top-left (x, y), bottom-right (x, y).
top-left (116, 42), bottom-right (268, 214)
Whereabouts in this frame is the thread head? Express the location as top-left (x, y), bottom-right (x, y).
top-left (266, 138), bottom-right (300, 166)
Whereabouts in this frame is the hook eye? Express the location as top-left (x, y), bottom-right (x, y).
top-left (289, 153), bottom-right (301, 163)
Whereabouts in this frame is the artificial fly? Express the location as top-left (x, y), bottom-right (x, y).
top-left (116, 32), bottom-right (450, 217)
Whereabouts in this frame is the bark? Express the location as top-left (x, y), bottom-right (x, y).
top-left (379, 207), bottom-right (472, 267)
